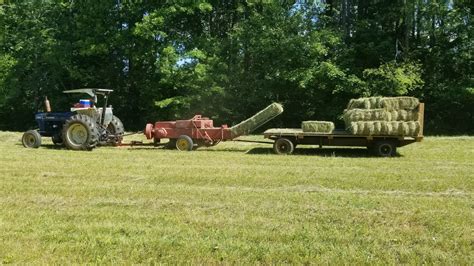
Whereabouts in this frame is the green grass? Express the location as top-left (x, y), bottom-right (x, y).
top-left (0, 131), bottom-right (473, 264)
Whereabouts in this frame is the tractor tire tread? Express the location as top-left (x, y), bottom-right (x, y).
top-left (62, 114), bottom-right (99, 151)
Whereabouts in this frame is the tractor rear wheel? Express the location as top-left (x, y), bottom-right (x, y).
top-left (106, 115), bottom-right (124, 145)
top-left (176, 135), bottom-right (193, 151)
top-left (22, 130), bottom-right (41, 148)
top-left (62, 114), bottom-right (99, 151)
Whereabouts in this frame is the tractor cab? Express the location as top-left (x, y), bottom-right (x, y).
top-left (63, 88), bottom-right (115, 128)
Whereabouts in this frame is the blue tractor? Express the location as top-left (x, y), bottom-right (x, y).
top-left (22, 88), bottom-right (124, 150)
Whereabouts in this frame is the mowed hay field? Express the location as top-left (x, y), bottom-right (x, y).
top-left (0, 131), bottom-right (472, 264)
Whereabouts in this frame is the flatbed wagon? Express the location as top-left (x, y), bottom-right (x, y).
top-left (263, 103), bottom-right (424, 157)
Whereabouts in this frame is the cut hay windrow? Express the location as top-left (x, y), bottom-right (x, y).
top-left (349, 121), bottom-right (420, 136)
top-left (301, 121), bottom-right (334, 133)
top-left (230, 103), bottom-right (284, 138)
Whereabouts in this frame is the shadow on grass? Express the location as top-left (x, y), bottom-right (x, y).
top-left (246, 147), bottom-right (403, 158)
top-left (18, 143), bottom-right (402, 157)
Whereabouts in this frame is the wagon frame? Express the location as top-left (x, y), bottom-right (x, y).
top-left (263, 103), bottom-right (425, 157)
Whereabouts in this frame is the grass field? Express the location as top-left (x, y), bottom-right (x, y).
top-left (0, 131), bottom-right (472, 264)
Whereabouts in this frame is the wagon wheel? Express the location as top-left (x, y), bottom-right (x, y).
top-left (176, 135), bottom-right (193, 151)
top-left (373, 140), bottom-right (397, 157)
top-left (273, 138), bottom-right (294, 155)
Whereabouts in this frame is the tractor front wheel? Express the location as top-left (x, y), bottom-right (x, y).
top-left (176, 135), bottom-right (193, 151)
top-left (22, 130), bottom-right (41, 148)
top-left (62, 114), bottom-right (99, 151)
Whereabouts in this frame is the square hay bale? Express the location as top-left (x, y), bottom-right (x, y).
top-left (407, 121), bottom-right (421, 136)
top-left (343, 109), bottom-right (390, 123)
top-left (400, 122), bottom-right (410, 135)
top-left (374, 121), bottom-right (382, 135)
top-left (380, 97), bottom-right (419, 110)
top-left (389, 121), bottom-right (400, 135)
top-left (302, 121), bottom-right (335, 133)
top-left (389, 110), bottom-right (419, 121)
top-left (230, 103), bottom-right (284, 138)
top-left (350, 121), bottom-right (370, 135)
top-left (381, 121), bottom-right (393, 134)
top-left (349, 121), bottom-right (420, 136)
top-left (346, 97), bottom-right (383, 110)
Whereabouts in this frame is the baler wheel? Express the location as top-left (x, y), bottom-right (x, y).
top-left (22, 130), bottom-right (41, 148)
top-left (62, 114), bottom-right (99, 151)
top-left (176, 135), bottom-right (193, 151)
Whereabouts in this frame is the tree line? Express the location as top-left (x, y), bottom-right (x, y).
top-left (0, 0), bottom-right (472, 134)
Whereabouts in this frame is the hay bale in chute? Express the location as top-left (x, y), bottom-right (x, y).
top-left (230, 103), bottom-right (284, 138)
top-left (301, 121), bottom-right (335, 133)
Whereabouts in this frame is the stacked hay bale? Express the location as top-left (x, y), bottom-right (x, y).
top-left (343, 97), bottom-right (421, 136)
top-left (302, 121), bottom-right (334, 134)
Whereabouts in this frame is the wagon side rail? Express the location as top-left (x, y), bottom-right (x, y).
top-left (417, 102), bottom-right (425, 141)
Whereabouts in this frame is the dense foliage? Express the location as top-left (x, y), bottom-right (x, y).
top-left (0, 0), bottom-right (472, 134)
